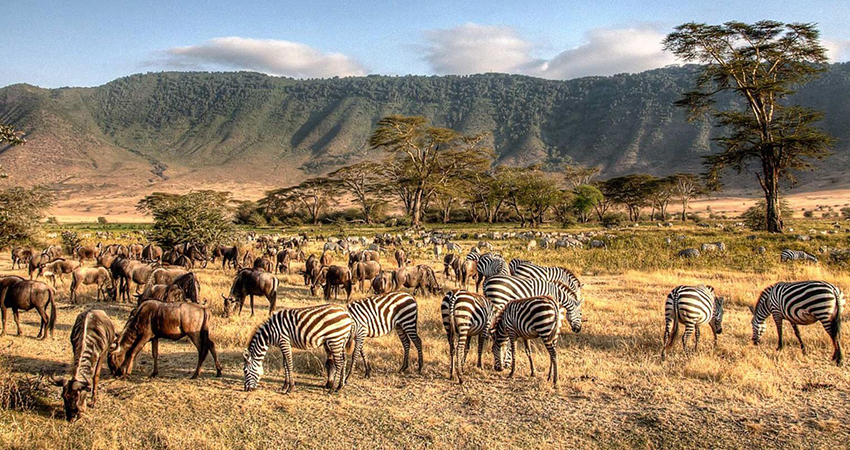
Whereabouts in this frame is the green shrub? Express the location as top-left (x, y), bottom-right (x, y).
top-left (601, 212), bottom-right (626, 228)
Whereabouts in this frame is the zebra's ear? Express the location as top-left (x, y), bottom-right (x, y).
top-left (242, 350), bottom-right (250, 361)
top-left (747, 304), bottom-right (755, 315)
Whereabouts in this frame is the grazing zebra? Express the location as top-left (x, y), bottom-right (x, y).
top-left (441, 290), bottom-right (493, 384)
top-left (780, 249), bottom-right (818, 263)
top-left (678, 248), bottom-right (700, 258)
top-left (491, 296), bottom-right (561, 386)
top-left (661, 285), bottom-right (725, 360)
top-left (508, 259), bottom-right (583, 301)
top-left (242, 304), bottom-right (353, 393)
top-left (476, 252), bottom-right (508, 292)
top-left (346, 292), bottom-right (422, 380)
top-left (484, 275), bottom-right (582, 333)
top-left (750, 281), bottom-right (844, 365)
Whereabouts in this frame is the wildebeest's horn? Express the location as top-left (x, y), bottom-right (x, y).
top-left (49, 372), bottom-right (65, 386)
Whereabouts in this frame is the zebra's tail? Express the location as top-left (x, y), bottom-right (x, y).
top-left (832, 287), bottom-right (844, 340)
top-left (664, 293), bottom-right (679, 350)
top-left (447, 290), bottom-right (459, 336)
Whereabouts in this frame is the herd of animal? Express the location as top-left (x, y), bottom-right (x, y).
top-left (0, 232), bottom-right (845, 423)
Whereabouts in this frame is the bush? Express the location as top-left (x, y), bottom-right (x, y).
top-left (601, 212), bottom-right (626, 228)
top-left (282, 216), bottom-right (303, 227)
top-left (60, 231), bottom-right (82, 254)
top-left (803, 210), bottom-right (814, 218)
top-left (45, 217), bottom-right (58, 225)
top-left (740, 199), bottom-right (792, 231)
top-left (841, 207), bottom-right (850, 220)
top-left (97, 216), bottom-right (108, 225)
top-left (0, 186), bottom-right (53, 249)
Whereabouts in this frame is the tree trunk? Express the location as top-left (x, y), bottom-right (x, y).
top-left (763, 168), bottom-right (783, 233)
top-left (411, 188), bottom-right (424, 227)
top-left (681, 198), bottom-right (689, 221)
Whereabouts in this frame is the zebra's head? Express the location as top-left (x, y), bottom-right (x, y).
top-left (749, 290), bottom-right (770, 345)
top-left (711, 296), bottom-right (725, 335)
top-left (242, 350), bottom-right (264, 391)
top-left (556, 283), bottom-right (582, 333)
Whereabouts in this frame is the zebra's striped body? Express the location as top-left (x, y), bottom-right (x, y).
top-left (243, 304), bottom-right (353, 393)
top-left (751, 281), bottom-right (844, 365)
top-left (508, 259), bottom-right (583, 301)
top-left (780, 249), bottom-right (818, 263)
top-left (441, 290), bottom-right (493, 383)
top-left (661, 285), bottom-right (725, 359)
top-left (476, 253), bottom-right (508, 292)
top-left (491, 296), bottom-right (561, 386)
top-left (484, 275), bottom-right (582, 333)
top-left (346, 292), bottom-right (422, 379)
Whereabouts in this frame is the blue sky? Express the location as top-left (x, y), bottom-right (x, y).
top-left (3, 0), bottom-right (849, 87)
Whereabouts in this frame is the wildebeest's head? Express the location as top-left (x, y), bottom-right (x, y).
top-left (106, 339), bottom-right (125, 376)
top-left (220, 294), bottom-right (238, 317)
top-left (51, 374), bottom-right (89, 422)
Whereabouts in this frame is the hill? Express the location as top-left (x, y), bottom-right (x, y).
top-left (2, 65), bottom-right (850, 212)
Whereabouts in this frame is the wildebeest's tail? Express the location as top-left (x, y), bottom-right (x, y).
top-left (48, 287), bottom-right (56, 338)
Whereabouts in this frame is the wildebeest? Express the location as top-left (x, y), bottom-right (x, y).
top-left (320, 250), bottom-right (333, 267)
top-left (70, 267), bottom-right (115, 303)
top-left (352, 260), bottom-right (382, 292)
top-left (43, 245), bottom-right (63, 261)
top-left (135, 283), bottom-right (185, 305)
top-left (212, 245), bottom-right (239, 270)
top-left (1, 278), bottom-right (55, 339)
top-left (124, 262), bottom-right (158, 302)
top-left (147, 267), bottom-right (189, 287)
top-left (443, 254), bottom-right (460, 281)
top-left (392, 265), bottom-right (441, 296)
top-left (314, 265), bottom-right (353, 301)
top-left (128, 244), bottom-right (144, 260)
top-left (275, 249), bottom-right (292, 274)
top-left (222, 269), bottom-right (279, 316)
top-left (140, 244), bottom-right (163, 263)
top-left (28, 252), bottom-right (57, 279)
top-left (394, 248), bottom-right (407, 268)
top-left (303, 254), bottom-right (321, 286)
top-left (253, 256), bottom-right (273, 273)
top-left (51, 309), bottom-right (115, 422)
top-left (371, 271), bottom-right (390, 295)
top-left (460, 258), bottom-right (478, 291)
top-left (108, 300), bottom-right (222, 378)
top-left (74, 245), bottom-right (97, 263)
top-left (43, 259), bottom-right (81, 287)
top-left (11, 247), bottom-right (33, 270)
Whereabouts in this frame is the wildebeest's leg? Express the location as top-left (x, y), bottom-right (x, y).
top-left (122, 335), bottom-right (150, 376)
top-left (0, 302), bottom-right (6, 336)
top-left (250, 295), bottom-right (254, 317)
top-left (187, 332), bottom-right (206, 379)
top-left (267, 291), bottom-right (277, 317)
top-left (13, 309), bottom-right (22, 336)
top-left (791, 323), bottom-right (806, 354)
top-left (91, 353), bottom-right (105, 407)
top-left (34, 303), bottom-right (49, 340)
top-left (523, 339), bottom-right (535, 377)
top-left (206, 334), bottom-right (222, 377)
top-left (150, 339), bottom-right (159, 377)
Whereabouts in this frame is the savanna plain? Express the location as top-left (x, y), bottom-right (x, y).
top-left (2, 222), bottom-right (849, 449)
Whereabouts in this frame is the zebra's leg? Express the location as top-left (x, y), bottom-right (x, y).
top-left (523, 339), bottom-right (535, 377)
top-left (411, 329), bottom-right (423, 374)
top-left (791, 323), bottom-right (806, 354)
top-left (456, 331), bottom-right (467, 384)
top-left (280, 341), bottom-right (294, 394)
top-left (333, 344), bottom-right (346, 393)
top-left (661, 317), bottom-right (673, 360)
top-left (546, 343), bottom-right (558, 387)
top-left (476, 333), bottom-right (486, 369)
top-left (773, 314), bottom-right (784, 351)
top-left (694, 325), bottom-right (700, 353)
top-left (396, 326), bottom-right (411, 373)
top-left (447, 328), bottom-right (455, 380)
top-left (681, 324), bottom-right (694, 355)
top-left (508, 338), bottom-right (517, 378)
top-left (346, 329), bottom-right (365, 383)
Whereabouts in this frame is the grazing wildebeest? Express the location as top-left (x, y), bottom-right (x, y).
top-left (371, 271), bottom-right (390, 295)
top-left (393, 265), bottom-right (441, 296)
top-left (353, 260), bottom-right (382, 292)
top-left (171, 254), bottom-right (194, 270)
top-left (108, 300), bottom-right (222, 379)
top-left (320, 250), bottom-right (333, 267)
top-left (43, 245), bottom-right (62, 261)
top-left (170, 272), bottom-right (201, 304)
top-left (0, 278), bottom-right (55, 339)
top-left (394, 249), bottom-right (407, 268)
top-left (70, 267), bottom-right (114, 303)
top-left (181, 244), bottom-right (208, 268)
top-left (125, 262), bottom-right (157, 302)
top-left (147, 267), bottom-right (189, 287)
top-left (240, 251), bottom-right (256, 269)
top-left (303, 254), bottom-right (320, 286)
top-left (222, 269), bottom-right (279, 317)
top-left (253, 256), bottom-right (273, 273)
top-left (140, 244), bottom-right (163, 263)
top-left (51, 309), bottom-right (115, 422)
top-left (127, 244), bottom-right (144, 260)
top-left (275, 249), bottom-right (292, 274)
top-left (96, 253), bottom-right (116, 270)
top-left (315, 265), bottom-right (353, 301)
top-left (135, 284), bottom-right (185, 305)
top-left (43, 259), bottom-right (81, 287)
top-left (28, 252), bottom-right (54, 279)
top-left (213, 245), bottom-right (239, 270)
top-left (74, 245), bottom-right (97, 263)
top-left (11, 247), bottom-right (33, 270)
top-left (443, 254), bottom-right (460, 281)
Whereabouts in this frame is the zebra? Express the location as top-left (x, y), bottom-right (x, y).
top-left (476, 252), bottom-right (508, 292)
top-left (483, 275), bottom-right (582, 334)
top-left (750, 281), bottom-right (844, 365)
top-left (678, 248), bottom-right (700, 258)
top-left (490, 296), bottom-right (561, 386)
top-left (346, 292), bottom-right (422, 380)
top-left (242, 304), bottom-right (353, 393)
top-left (661, 285), bottom-right (725, 360)
top-left (441, 290), bottom-right (493, 384)
top-left (780, 249), bottom-right (818, 263)
top-left (508, 259), bottom-right (583, 302)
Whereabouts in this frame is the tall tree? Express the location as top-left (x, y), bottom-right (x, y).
top-left (571, 184), bottom-right (604, 223)
top-left (664, 21), bottom-right (833, 233)
top-left (328, 161), bottom-right (390, 224)
top-left (137, 191), bottom-right (235, 247)
top-left (0, 124), bottom-right (25, 179)
top-left (563, 162), bottom-right (601, 189)
top-left (368, 115), bottom-right (488, 227)
top-left (0, 186), bottom-right (52, 248)
top-left (504, 167), bottom-right (564, 228)
top-left (602, 174), bottom-right (656, 222)
top-left (671, 173), bottom-right (703, 221)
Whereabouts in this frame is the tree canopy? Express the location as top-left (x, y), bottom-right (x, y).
top-left (138, 191), bottom-right (235, 247)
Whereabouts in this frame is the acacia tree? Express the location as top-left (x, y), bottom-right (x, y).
top-left (602, 174), bottom-right (656, 222)
top-left (328, 162), bottom-right (390, 224)
top-left (671, 173), bottom-right (703, 221)
top-left (369, 115), bottom-right (488, 227)
top-left (137, 191), bottom-right (235, 248)
top-left (564, 162), bottom-right (601, 189)
top-left (571, 184), bottom-right (604, 223)
top-left (0, 186), bottom-right (52, 248)
top-left (504, 167), bottom-right (564, 228)
top-left (647, 176), bottom-right (677, 221)
top-left (664, 21), bottom-right (833, 233)
top-left (0, 124), bottom-right (25, 179)
top-left (264, 178), bottom-right (340, 225)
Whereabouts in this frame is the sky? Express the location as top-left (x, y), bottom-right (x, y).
top-left (3, 0), bottom-right (850, 88)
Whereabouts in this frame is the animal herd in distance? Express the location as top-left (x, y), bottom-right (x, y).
top-left (1, 238), bottom-right (845, 422)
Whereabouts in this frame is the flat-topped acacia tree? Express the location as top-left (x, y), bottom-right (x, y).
top-left (664, 21), bottom-right (834, 233)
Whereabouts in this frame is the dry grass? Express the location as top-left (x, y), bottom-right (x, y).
top-left (1, 229), bottom-right (850, 449)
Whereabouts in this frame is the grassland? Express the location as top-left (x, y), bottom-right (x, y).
top-left (1, 221), bottom-right (850, 449)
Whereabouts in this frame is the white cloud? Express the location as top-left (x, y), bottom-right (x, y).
top-left (424, 24), bottom-right (677, 80)
top-left (823, 39), bottom-right (850, 62)
top-left (424, 23), bottom-right (539, 75)
top-left (155, 37), bottom-right (367, 78)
